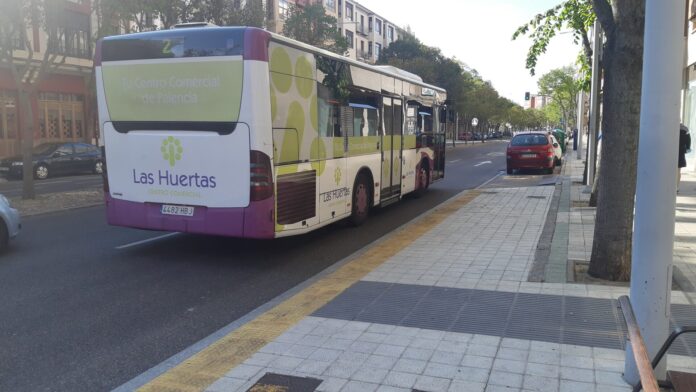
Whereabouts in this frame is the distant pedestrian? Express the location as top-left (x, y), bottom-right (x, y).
top-left (678, 123), bottom-right (691, 193)
top-left (572, 128), bottom-right (578, 151)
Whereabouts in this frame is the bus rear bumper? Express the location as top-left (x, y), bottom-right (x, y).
top-left (105, 195), bottom-right (275, 239)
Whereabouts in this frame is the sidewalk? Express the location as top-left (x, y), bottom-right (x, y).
top-left (137, 138), bottom-right (696, 392)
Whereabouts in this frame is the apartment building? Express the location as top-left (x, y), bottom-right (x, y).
top-left (268, 0), bottom-right (401, 63)
top-left (0, 0), bottom-right (94, 158)
top-left (524, 94), bottom-right (551, 110)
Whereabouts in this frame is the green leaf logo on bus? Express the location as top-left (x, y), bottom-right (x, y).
top-left (334, 167), bottom-right (342, 186)
top-left (161, 136), bottom-right (183, 167)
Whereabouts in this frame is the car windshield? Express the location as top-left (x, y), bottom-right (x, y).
top-left (32, 144), bottom-right (59, 155)
top-left (511, 134), bottom-right (548, 146)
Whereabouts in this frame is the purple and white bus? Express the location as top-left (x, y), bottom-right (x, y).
top-left (95, 25), bottom-right (447, 239)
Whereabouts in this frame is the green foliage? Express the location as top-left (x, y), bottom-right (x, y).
top-left (282, 3), bottom-right (348, 55)
top-left (512, 0), bottom-right (594, 88)
top-left (379, 32), bottom-right (522, 129)
top-left (537, 66), bottom-right (580, 128)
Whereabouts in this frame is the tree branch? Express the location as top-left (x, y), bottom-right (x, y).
top-left (591, 0), bottom-right (615, 34)
top-left (578, 24), bottom-right (593, 66)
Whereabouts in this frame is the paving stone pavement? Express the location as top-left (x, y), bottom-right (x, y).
top-left (201, 137), bottom-right (696, 392)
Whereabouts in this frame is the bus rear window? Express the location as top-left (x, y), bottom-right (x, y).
top-left (511, 134), bottom-right (549, 146)
top-left (102, 28), bottom-right (245, 61)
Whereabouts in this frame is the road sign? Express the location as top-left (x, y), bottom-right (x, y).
top-left (471, 117), bottom-right (478, 127)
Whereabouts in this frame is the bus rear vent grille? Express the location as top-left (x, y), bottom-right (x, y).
top-left (277, 170), bottom-right (317, 225)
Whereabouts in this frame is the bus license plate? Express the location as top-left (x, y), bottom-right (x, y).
top-left (161, 204), bottom-right (194, 217)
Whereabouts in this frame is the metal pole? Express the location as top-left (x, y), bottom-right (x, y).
top-left (624, 0), bottom-right (684, 384)
top-left (576, 90), bottom-right (585, 159)
top-left (454, 112), bottom-right (466, 144)
top-left (586, 21), bottom-right (601, 191)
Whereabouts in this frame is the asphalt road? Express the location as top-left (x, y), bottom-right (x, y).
top-left (0, 141), bottom-right (557, 391)
top-left (0, 174), bottom-right (103, 198)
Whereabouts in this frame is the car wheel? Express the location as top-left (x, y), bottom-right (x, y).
top-left (35, 164), bottom-right (49, 180)
top-left (507, 167), bottom-right (513, 175)
top-left (415, 160), bottom-right (430, 197)
top-left (349, 174), bottom-right (371, 226)
top-left (0, 220), bottom-right (9, 253)
top-left (546, 167), bottom-right (554, 175)
top-left (94, 160), bottom-right (104, 174)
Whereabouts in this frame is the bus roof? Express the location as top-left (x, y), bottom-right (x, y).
top-left (267, 31), bottom-right (447, 97)
top-left (99, 26), bottom-right (446, 99)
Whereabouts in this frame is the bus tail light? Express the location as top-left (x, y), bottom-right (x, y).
top-left (101, 146), bottom-right (109, 193)
top-left (250, 150), bottom-right (273, 201)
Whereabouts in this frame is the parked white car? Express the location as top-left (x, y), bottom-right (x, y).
top-left (549, 135), bottom-right (563, 166)
top-left (0, 194), bottom-right (20, 252)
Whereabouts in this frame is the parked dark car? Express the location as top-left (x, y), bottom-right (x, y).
top-left (0, 142), bottom-right (103, 180)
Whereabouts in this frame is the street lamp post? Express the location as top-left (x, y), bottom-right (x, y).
top-left (624, 0), bottom-right (685, 384)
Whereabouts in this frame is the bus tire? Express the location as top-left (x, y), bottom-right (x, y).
top-left (349, 174), bottom-right (371, 226)
top-left (415, 159), bottom-right (430, 198)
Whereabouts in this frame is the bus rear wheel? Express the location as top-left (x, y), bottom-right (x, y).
top-left (415, 160), bottom-right (430, 198)
top-left (350, 174), bottom-right (371, 226)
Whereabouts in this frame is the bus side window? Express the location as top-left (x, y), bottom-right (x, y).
top-left (340, 106), bottom-right (353, 137)
top-left (318, 83), bottom-right (342, 138)
top-left (367, 109), bottom-right (378, 136)
top-left (353, 108), bottom-right (368, 137)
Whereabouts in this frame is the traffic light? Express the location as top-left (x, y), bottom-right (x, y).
top-left (525, 92), bottom-right (530, 101)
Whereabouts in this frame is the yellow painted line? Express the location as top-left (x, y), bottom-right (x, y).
top-left (139, 190), bottom-right (481, 392)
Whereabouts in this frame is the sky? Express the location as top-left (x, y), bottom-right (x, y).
top-left (357, 0), bottom-right (582, 105)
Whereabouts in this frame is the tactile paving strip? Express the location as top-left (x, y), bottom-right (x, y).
top-left (313, 281), bottom-right (696, 355)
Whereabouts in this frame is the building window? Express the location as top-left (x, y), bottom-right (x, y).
top-left (346, 30), bottom-right (354, 48)
top-left (325, 0), bottom-right (335, 10)
top-left (49, 11), bottom-right (91, 58)
top-left (0, 91), bottom-right (18, 140)
top-left (375, 19), bottom-right (382, 35)
top-left (279, 0), bottom-right (289, 19)
top-left (375, 43), bottom-right (381, 60)
top-left (38, 93), bottom-right (85, 140)
top-left (345, 2), bottom-right (353, 21)
top-left (368, 42), bottom-right (373, 55)
top-left (338, 0), bottom-right (342, 17)
top-left (10, 24), bottom-right (25, 50)
top-left (360, 15), bottom-right (364, 34)
top-left (368, 17), bottom-right (373, 32)
top-left (388, 26), bottom-right (394, 42)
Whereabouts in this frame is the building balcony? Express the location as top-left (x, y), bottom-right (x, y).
top-left (358, 50), bottom-right (373, 62)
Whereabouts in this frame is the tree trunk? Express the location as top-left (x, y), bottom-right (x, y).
top-left (589, 158), bottom-right (599, 206)
top-left (18, 89), bottom-right (35, 200)
top-left (588, 2), bottom-right (644, 281)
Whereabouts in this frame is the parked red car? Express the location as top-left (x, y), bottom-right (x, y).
top-left (506, 133), bottom-right (556, 174)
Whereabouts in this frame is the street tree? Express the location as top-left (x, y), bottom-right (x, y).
top-left (0, 0), bottom-right (80, 199)
top-left (537, 66), bottom-right (580, 129)
top-left (514, 0), bottom-right (645, 281)
top-left (282, 3), bottom-right (348, 55)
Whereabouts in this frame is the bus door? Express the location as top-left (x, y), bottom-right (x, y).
top-left (381, 97), bottom-right (403, 200)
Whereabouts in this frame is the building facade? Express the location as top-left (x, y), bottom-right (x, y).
top-left (0, 0), bottom-right (94, 159)
top-left (683, 0), bottom-right (696, 169)
top-left (524, 94), bottom-right (551, 110)
top-left (268, 0), bottom-right (401, 64)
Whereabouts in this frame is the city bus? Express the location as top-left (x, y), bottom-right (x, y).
top-left (94, 25), bottom-right (447, 239)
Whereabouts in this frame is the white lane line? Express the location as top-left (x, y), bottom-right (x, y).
top-left (116, 232), bottom-right (179, 250)
top-left (476, 171), bottom-right (504, 189)
top-left (448, 159), bottom-right (461, 163)
top-left (474, 161), bottom-right (492, 167)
